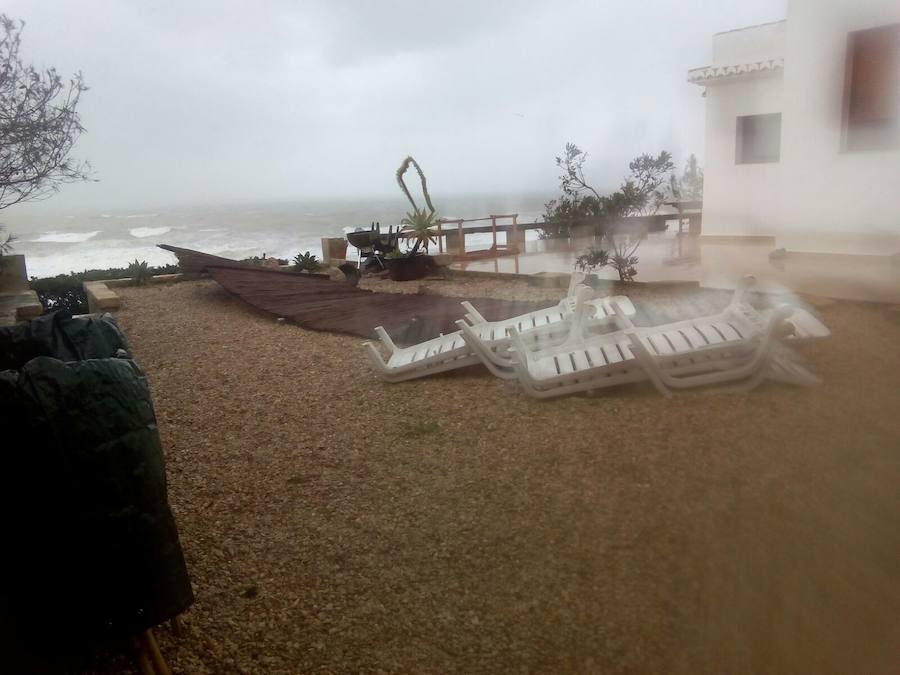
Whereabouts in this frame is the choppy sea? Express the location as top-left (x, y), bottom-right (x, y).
top-left (2, 194), bottom-right (548, 278)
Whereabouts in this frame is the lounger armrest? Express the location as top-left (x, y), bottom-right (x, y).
top-left (460, 301), bottom-right (487, 324)
top-left (374, 326), bottom-right (397, 353)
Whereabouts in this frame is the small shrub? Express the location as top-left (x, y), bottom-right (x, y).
top-left (610, 254), bottom-right (639, 282)
top-left (127, 259), bottom-right (151, 285)
top-left (293, 251), bottom-right (321, 273)
top-left (384, 249), bottom-right (409, 260)
top-left (574, 247), bottom-right (609, 273)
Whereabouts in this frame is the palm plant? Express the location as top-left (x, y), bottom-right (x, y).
top-left (293, 251), bottom-right (321, 273)
top-left (396, 156), bottom-right (440, 255)
top-left (127, 259), bottom-right (151, 285)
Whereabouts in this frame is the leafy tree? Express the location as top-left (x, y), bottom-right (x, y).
top-left (541, 144), bottom-right (674, 239)
top-left (0, 15), bottom-right (92, 211)
top-left (541, 143), bottom-right (674, 281)
top-left (667, 153), bottom-right (704, 202)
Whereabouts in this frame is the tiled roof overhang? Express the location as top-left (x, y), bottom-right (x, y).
top-left (687, 58), bottom-right (784, 85)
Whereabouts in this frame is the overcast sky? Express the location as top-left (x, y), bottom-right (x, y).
top-left (5, 0), bottom-right (785, 211)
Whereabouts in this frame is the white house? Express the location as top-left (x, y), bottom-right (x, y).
top-left (689, 0), bottom-right (900, 256)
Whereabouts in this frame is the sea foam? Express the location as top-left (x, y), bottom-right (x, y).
top-left (31, 231), bottom-right (101, 244)
top-left (130, 226), bottom-right (172, 238)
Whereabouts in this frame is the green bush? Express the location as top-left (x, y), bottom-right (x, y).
top-left (292, 251), bottom-right (321, 272)
top-left (29, 262), bottom-right (181, 313)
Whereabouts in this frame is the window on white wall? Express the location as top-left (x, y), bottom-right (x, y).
top-left (735, 113), bottom-right (781, 164)
top-left (842, 23), bottom-right (900, 152)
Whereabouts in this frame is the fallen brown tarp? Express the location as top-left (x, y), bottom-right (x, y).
top-left (160, 245), bottom-right (546, 344)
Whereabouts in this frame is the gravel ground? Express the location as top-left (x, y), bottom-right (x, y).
top-left (101, 277), bottom-right (899, 674)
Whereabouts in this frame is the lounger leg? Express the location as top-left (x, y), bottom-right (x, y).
top-left (363, 341), bottom-right (391, 376)
top-left (624, 332), bottom-right (674, 398)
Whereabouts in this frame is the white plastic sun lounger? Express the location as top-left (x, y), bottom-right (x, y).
top-left (460, 276), bottom-right (829, 380)
top-left (363, 326), bottom-right (482, 382)
top-left (362, 283), bottom-right (636, 382)
top-left (504, 279), bottom-right (825, 398)
top-left (507, 303), bottom-right (796, 399)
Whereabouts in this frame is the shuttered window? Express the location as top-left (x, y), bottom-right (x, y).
top-left (843, 24), bottom-right (900, 151)
top-left (735, 113), bottom-right (782, 164)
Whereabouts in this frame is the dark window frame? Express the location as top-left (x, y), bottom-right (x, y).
top-left (735, 113), bottom-right (782, 164)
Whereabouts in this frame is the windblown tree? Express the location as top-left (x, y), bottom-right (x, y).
top-left (541, 143), bottom-right (673, 238)
top-left (541, 143), bottom-right (674, 281)
top-left (0, 15), bottom-right (91, 211)
top-left (668, 153), bottom-right (704, 202)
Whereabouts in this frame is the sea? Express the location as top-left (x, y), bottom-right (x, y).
top-left (2, 194), bottom-right (549, 279)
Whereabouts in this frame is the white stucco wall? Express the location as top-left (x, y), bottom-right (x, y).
top-left (712, 21), bottom-right (785, 66)
top-left (779, 0), bottom-right (900, 255)
top-left (695, 0), bottom-right (900, 254)
top-left (702, 75), bottom-right (784, 238)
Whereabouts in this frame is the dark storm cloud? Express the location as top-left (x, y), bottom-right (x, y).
top-left (3, 0), bottom-right (785, 210)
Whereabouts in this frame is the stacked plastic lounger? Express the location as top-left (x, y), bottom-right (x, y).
top-left (362, 290), bottom-right (635, 382)
top-left (501, 280), bottom-right (829, 399)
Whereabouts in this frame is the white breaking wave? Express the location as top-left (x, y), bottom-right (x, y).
top-left (124, 213), bottom-right (160, 219)
top-left (130, 226), bottom-right (172, 238)
top-left (31, 230), bottom-right (101, 244)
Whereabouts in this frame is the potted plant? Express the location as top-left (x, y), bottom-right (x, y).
top-left (385, 156), bottom-right (440, 282)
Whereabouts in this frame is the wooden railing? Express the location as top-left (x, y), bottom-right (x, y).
top-left (435, 214), bottom-right (520, 257)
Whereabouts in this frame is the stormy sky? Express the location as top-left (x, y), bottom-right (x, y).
top-left (5, 0), bottom-right (785, 210)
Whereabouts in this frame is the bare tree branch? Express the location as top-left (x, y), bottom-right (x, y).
top-left (0, 14), bottom-right (93, 211)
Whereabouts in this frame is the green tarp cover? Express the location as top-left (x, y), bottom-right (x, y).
top-left (0, 312), bottom-right (193, 638)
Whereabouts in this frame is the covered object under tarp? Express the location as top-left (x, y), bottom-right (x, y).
top-left (0, 312), bottom-right (193, 645)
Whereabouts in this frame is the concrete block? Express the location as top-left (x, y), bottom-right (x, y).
top-left (0, 254), bottom-right (29, 292)
top-left (84, 281), bottom-right (121, 314)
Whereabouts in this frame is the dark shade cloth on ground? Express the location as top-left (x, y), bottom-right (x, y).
top-left (160, 244), bottom-right (550, 345)
top-left (207, 265), bottom-right (548, 345)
